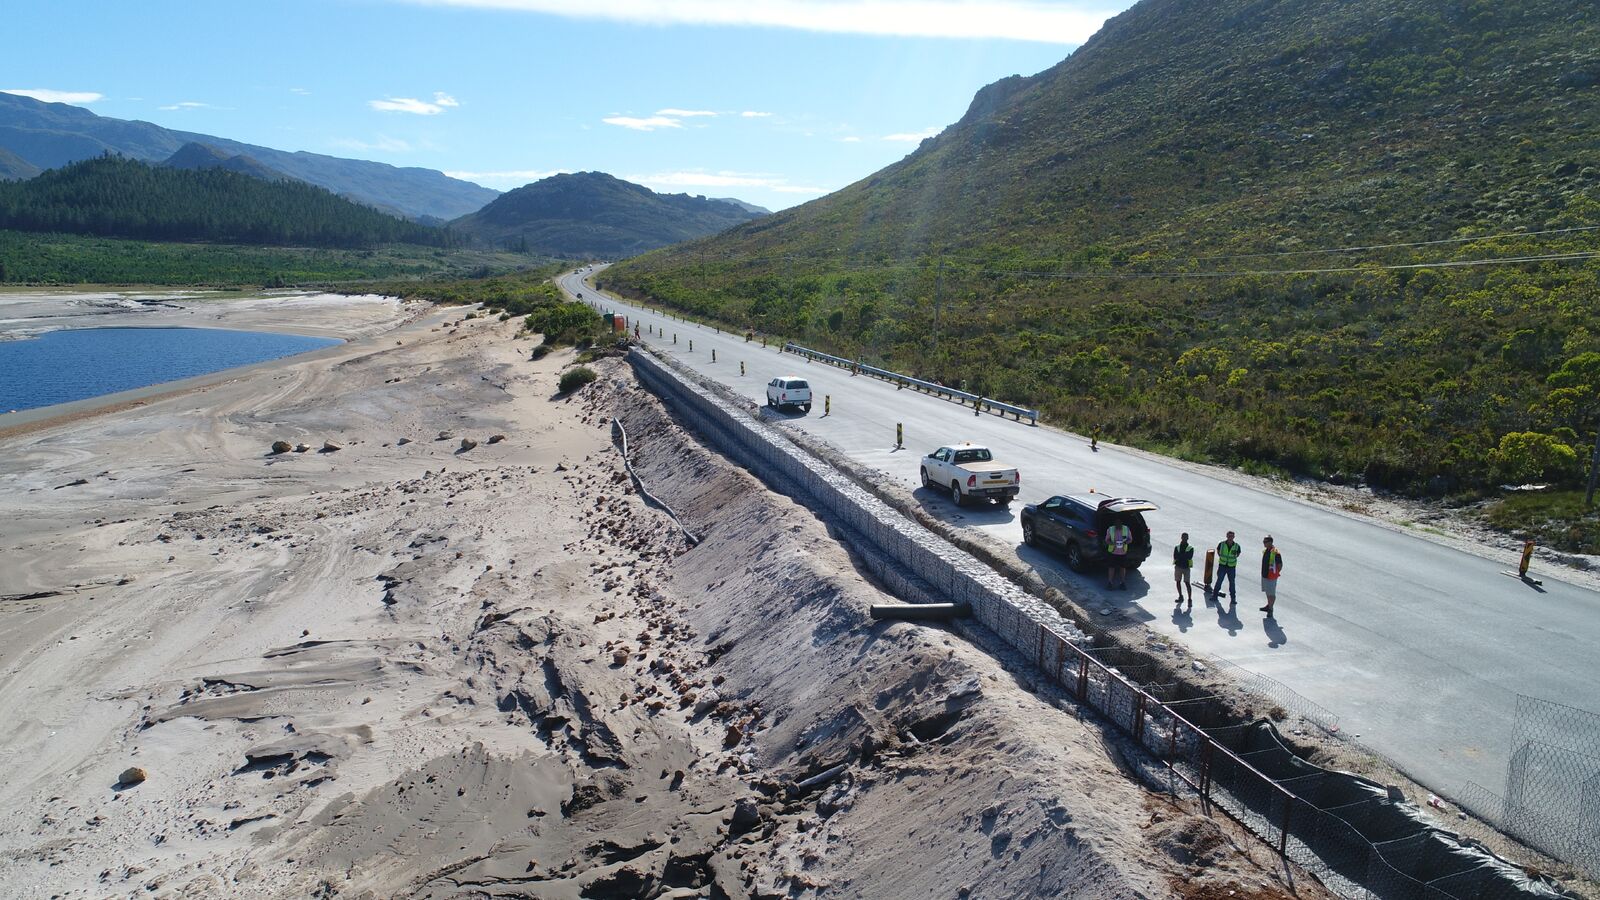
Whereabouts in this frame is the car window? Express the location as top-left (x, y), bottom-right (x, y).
top-left (788, 379), bottom-right (810, 390)
top-left (935, 449), bottom-right (950, 461)
top-left (1041, 497), bottom-right (1062, 510)
top-left (953, 448), bottom-right (992, 464)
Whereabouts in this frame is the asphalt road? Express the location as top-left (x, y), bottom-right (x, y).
top-left (562, 267), bottom-right (1599, 802)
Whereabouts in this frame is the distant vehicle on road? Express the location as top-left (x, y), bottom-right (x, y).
top-left (1021, 495), bottom-right (1158, 571)
top-left (765, 376), bottom-right (813, 413)
top-left (921, 444), bottom-right (1020, 507)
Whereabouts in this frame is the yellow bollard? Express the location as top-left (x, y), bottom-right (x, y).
top-left (1519, 540), bottom-right (1535, 578)
top-left (761, 337), bottom-right (767, 348)
top-left (673, 333), bottom-right (677, 344)
top-left (740, 361), bottom-right (745, 376)
top-left (1204, 549), bottom-right (1215, 594)
top-left (896, 423), bottom-right (903, 448)
top-left (711, 348), bottom-right (716, 362)
top-left (689, 339), bottom-right (694, 352)
top-left (824, 395), bottom-right (831, 417)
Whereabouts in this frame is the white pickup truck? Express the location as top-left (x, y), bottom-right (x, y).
top-left (920, 444), bottom-right (1020, 507)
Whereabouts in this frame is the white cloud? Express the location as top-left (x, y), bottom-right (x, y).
top-left (331, 135), bottom-right (415, 153)
top-left (657, 108), bottom-right (717, 117)
top-left (444, 168), bottom-right (570, 187)
top-left (158, 101), bottom-right (210, 111)
top-left (2, 88), bottom-right (103, 105)
top-left (603, 115), bottom-right (684, 131)
top-left (740, 110), bottom-right (774, 118)
top-left (397, 0), bottom-right (1108, 44)
top-left (882, 126), bottom-right (941, 142)
top-left (369, 91), bottom-right (459, 115)
top-left (290, 87), bottom-right (311, 95)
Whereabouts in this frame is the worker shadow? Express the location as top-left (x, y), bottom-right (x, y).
top-left (1213, 599), bottom-right (1244, 637)
top-left (1264, 616), bottom-right (1288, 648)
top-left (1170, 602), bottom-right (1195, 632)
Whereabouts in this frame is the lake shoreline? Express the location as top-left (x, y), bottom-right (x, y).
top-left (0, 290), bottom-right (423, 439)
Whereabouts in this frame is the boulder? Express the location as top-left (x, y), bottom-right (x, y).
top-left (729, 798), bottom-right (760, 835)
top-left (270, 440), bottom-right (292, 455)
top-left (117, 766), bottom-right (147, 787)
top-left (459, 438), bottom-right (478, 451)
top-left (322, 441), bottom-right (343, 453)
top-left (294, 443), bottom-right (310, 453)
top-left (397, 437), bottom-right (413, 446)
top-left (437, 431), bottom-right (452, 440)
top-left (487, 434), bottom-right (507, 444)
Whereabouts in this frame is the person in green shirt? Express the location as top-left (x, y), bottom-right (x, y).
top-left (1213, 531), bottom-right (1241, 605)
top-left (1173, 533), bottom-right (1195, 608)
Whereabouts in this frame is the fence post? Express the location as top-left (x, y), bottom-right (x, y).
top-left (1278, 789), bottom-right (1292, 858)
top-left (1077, 655), bottom-right (1089, 701)
top-left (1134, 692), bottom-right (1147, 743)
top-left (1201, 741), bottom-right (1214, 803)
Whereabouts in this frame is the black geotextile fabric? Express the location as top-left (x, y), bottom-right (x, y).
top-left (1214, 721), bottom-right (1576, 898)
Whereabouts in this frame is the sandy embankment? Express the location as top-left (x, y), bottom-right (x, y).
top-left (0, 306), bottom-right (1321, 898)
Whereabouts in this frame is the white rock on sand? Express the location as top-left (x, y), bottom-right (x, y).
top-left (0, 303), bottom-right (1321, 899)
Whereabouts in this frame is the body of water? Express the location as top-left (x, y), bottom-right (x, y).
top-left (0, 327), bottom-right (342, 414)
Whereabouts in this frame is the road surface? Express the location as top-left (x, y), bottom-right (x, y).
top-left (561, 267), bottom-right (1599, 804)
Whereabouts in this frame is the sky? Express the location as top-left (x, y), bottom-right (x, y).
top-left (4, 1), bottom-right (1131, 211)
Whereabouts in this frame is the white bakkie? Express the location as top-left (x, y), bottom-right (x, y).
top-left (765, 376), bottom-right (813, 413)
top-left (920, 443), bottom-right (1021, 507)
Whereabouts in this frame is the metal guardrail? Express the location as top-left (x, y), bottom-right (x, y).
top-left (783, 342), bottom-right (1039, 425)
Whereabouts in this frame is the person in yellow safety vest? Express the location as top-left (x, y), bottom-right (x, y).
top-left (1106, 521), bottom-right (1133, 590)
top-left (1213, 530), bottom-right (1241, 605)
top-left (1260, 535), bottom-right (1284, 618)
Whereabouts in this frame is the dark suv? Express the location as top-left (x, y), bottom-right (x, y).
top-left (1019, 495), bottom-right (1158, 572)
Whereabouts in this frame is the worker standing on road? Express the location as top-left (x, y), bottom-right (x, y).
top-left (1213, 531), bottom-right (1241, 605)
top-left (1260, 536), bottom-right (1284, 617)
top-left (1173, 533), bottom-right (1195, 608)
top-left (1106, 521), bottom-right (1133, 590)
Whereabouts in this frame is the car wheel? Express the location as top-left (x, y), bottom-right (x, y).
top-left (951, 481), bottom-right (966, 507)
top-left (1065, 541), bottom-right (1086, 573)
top-left (920, 468), bottom-right (932, 489)
top-left (1022, 520), bottom-right (1036, 546)
top-left (801, 403), bottom-right (811, 413)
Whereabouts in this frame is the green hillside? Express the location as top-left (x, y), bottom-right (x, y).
top-left (450, 172), bottom-right (764, 258)
top-left (0, 155), bottom-right (445, 248)
top-left (606, 0), bottom-right (1600, 505)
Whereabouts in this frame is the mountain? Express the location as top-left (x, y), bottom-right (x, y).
top-left (0, 146), bottom-right (39, 180)
top-left (449, 172), bottom-right (765, 258)
top-left (604, 0), bottom-right (1600, 497)
top-left (0, 155), bottom-right (442, 248)
top-left (712, 197), bottom-right (770, 216)
top-left (0, 92), bottom-right (498, 220)
top-left (161, 142), bottom-right (295, 183)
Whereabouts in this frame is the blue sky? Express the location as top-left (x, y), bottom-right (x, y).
top-left (5, 1), bottom-right (1130, 210)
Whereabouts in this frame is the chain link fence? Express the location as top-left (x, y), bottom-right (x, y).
top-left (1456, 697), bottom-right (1600, 883)
top-left (1030, 625), bottom-right (1575, 898)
